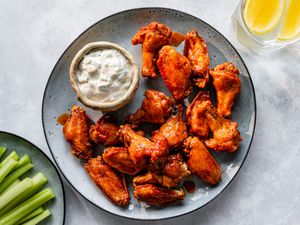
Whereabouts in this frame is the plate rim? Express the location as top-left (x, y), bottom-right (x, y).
top-left (41, 7), bottom-right (257, 221)
top-left (0, 130), bottom-right (66, 225)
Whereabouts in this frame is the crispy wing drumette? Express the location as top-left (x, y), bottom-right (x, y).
top-left (132, 22), bottom-right (172, 78)
top-left (157, 45), bottom-right (192, 101)
top-left (133, 172), bottom-right (163, 185)
top-left (184, 137), bottom-right (221, 185)
top-left (184, 30), bottom-right (210, 88)
top-left (153, 107), bottom-right (188, 148)
top-left (205, 105), bottom-right (242, 152)
top-left (133, 153), bottom-right (190, 188)
top-left (126, 90), bottom-right (173, 125)
top-left (186, 91), bottom-right (242, 152)
top-left (132, 22), bottom-right (172, 46)
top-left (103, 147), bottom-right (143, 175)
top-left (186, 91), bottom-right (211, 139)
top-left (210, 62), bottom-right (241, 117)
top-left (84, 156), bottom-right (130, 206)
top-left (63, 106), bottom-right (94, 159)
top-left (133, 184), bottom-right (185, 206)
top-left (89, 115), bottom-right (120, 146)
top-left (119, 124), bottom-right (169, 168)
top-left (162, 154), bottom-right (190, 179)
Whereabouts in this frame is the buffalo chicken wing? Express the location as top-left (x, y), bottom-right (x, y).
top-left (184, 30), bottom-right (210, 88)
top-left (205, 106), bottom-right (242, 152)
top-left (186, 92), bottom-right (211, 139)
top-left (184, 137), bottom-right (221, 185)
top-left (84, 156), bottom-right (130, 206)
top-left (126, 90), bottom-right (173, 125)
top-left (133, 184), bottom-right (185, 206)
top-left (63, 106), bottom-right (94, 159)
top-left (186, 91), bottom-right (241, 152)
top-left (132, 22), bottom-right (172, 78)
top-left (133, 154), bottom-right (190, 188)
top-left (153, 107), bottom-right (188, 148)
top-left (118, 124), bottom-right (169, 168)
top-left (157, 45), bottom-right (192, 101)
top-left (103, 147), bottom-right (143, 175)
top-left (89, 115), bottom-right (120, 146)
top-left (210, 62), bottom-right (241, 117)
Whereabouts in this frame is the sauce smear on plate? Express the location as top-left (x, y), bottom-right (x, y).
top-left (183, 180), bottom-right (196, 194)
top-left (57, 113), bottom-right (69, 125)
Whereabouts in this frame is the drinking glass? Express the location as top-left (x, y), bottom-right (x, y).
top-left (231, 0), bottom-right (300, 51)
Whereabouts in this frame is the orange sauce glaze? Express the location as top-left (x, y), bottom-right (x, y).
top-left (170, 32), bottom-right (185, 47)
top-left (183, 180), bottom-right (196, 194)
top-left (57, 113), bottom-right (70, 125)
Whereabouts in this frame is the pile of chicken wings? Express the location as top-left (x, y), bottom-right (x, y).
top-left (63, 22), bottom-right (242, 207)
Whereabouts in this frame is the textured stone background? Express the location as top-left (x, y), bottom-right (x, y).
top-left (0, 1), bottom-right (299, 224)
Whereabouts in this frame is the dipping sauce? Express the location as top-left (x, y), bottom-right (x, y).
top-left (183, 180), bottom-right (196, 194)
top-left (76, 48), bottom-right (132, 103)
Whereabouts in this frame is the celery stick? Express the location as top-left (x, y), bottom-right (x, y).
top-left (21, 209), bottom-right (51, 225)
top-left (0, 151), bottom-right (19, 167)
top-left (0, 188), bottom-right (55, 225)
top-left (15, 207), bottom-right (44, 225)
top-left (13, 155), bottom-right (31, 171)
top-left (0, 163), bottom-right (33, 193)
top-left (0, 147), bottom-right (6, 159)
top-left (0, 178), bottom-right (33, 210)
top-left (0, 159), bottom-right (17, 184)
top-left (0, 173), bottom-right (48, 216)
top-left (0, 179), bottom-right (20, 196)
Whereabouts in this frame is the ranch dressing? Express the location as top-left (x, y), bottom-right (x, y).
top-left (76, 48), bottom-right (132, 103)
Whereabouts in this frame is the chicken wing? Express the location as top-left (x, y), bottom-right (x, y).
top-left (210, 62), bottom-right (241, 117)
top-left (126, 90), bottom-right (173, 125)
top-left (186, 91), bottom-right (211, 139)
top-left (63, 106), bottom-right (94, 159)
top-left (162, 153), bottom-right (190, 178)
top-left (132, 22), bottom-right (172, 45)
top-left (132, 22), bottom-right (172, 78)
top-left (84, 156), bottom-right (130, 206)
top-left (153, 107), bottom-right (188, 148)
top-left (119, 124), bottom-right (169, 168)
top-left (89, 115), bottom-right (120, 146)
top-left (157, 45), bottom-right (192, 101)
top-left (103, 147), bottom-right (143, 175)
top-left (184, 137), bottom-right (221, 185)
top-left (205, 106), bottom-right (242, 152)
top-left (133, 184), bottom-right (185, 206)
top-left (133, 172), bottom-right (162, 186)
top-left (133, 154), bottom-right (190, 188)
top-left (184, 30), bottom-right (210, 88)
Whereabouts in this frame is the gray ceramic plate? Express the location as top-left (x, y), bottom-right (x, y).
top-left (0, 131), bottom-right (65, 224)
top-left (42, 8), bottom-right (256, 220)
